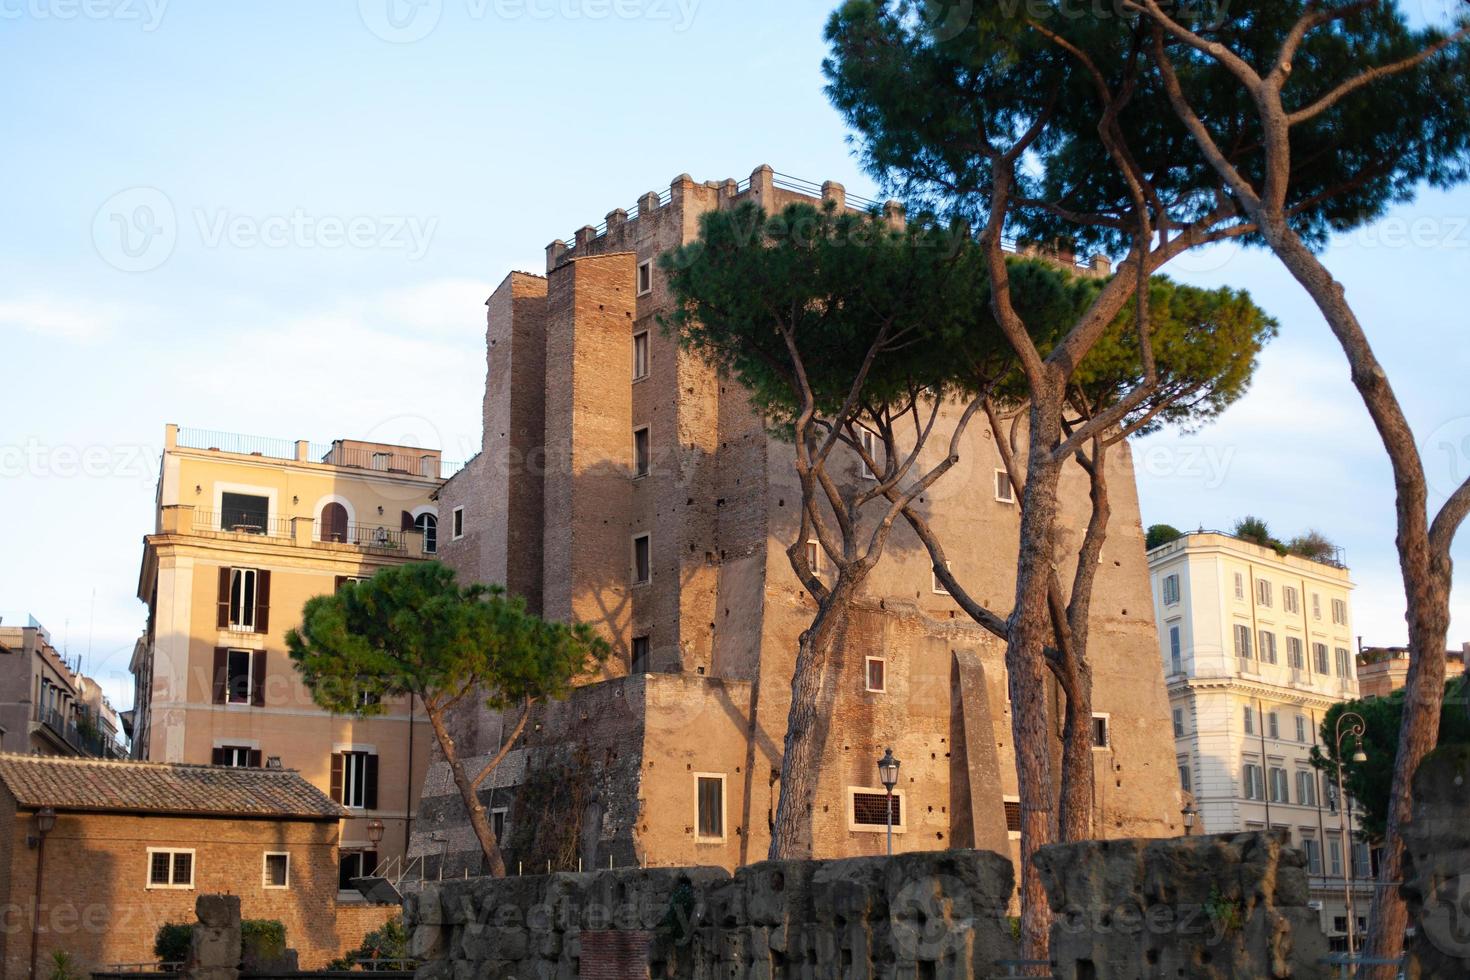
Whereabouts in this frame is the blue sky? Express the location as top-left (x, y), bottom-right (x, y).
top-left (3, 1), bottom-right (1468, 710)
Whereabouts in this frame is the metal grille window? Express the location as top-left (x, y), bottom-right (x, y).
top-left (264, 852), bottom-right (289, 889)
top-left (852, 791), bottom-right (901, 827)
top-left (148, 849), bottom-right (194, 889)
top-left (1003, 798), bottom-right (1022, 833)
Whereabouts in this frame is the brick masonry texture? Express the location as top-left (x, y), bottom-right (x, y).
top-left (0, 791), bottom-right (392, 977)
top-left (414, 165), bottom-right (1183, 884)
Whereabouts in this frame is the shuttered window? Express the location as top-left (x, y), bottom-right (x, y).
top-left (217, 567), bottom-right (269, 634)
top-left (332, 751), bottom-right (379, 810)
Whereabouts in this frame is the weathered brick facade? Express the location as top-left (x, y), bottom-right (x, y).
top-left (0, 758), bottom-right (393, 977)
top-left (420, 165), bottom-right (1182, 883)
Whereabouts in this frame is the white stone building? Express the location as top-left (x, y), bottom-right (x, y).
top-left (1147, 531), bottom-right (1373, 951)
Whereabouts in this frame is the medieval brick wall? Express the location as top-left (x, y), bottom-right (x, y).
top-left (420, 164), bottom-right (1183, 882)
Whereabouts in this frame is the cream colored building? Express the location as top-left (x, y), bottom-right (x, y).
top-left (1148, 531), bottom-right (1371, 949)
top-left (131, 424), bottom-right (446, 889)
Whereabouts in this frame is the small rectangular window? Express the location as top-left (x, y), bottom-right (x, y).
top-left (1243, 705), bottom-right (1255, 735)
top-left (1314, 642), bottom-right (1331, 675)
top-left (1003, 796), bottom-right (1022, 836)
top-left (1234, 572), bottom-right (1245, 601)
top-left (1283, 586), bottom-right (1300, 614)
top-left (1335, 647), bottom-right (1352, 678)
top-left (1332, 599), bottom-right (1348, 626)
top-left (491, 807), bottom-right (509, 842)
top-left (147, 849), bottom-right (195, 889)
top-left (637, 259), bottom-right (653, 296)
top-left (216, 744), bottom-right (258, 767)
top-left (994, 468), bottom-right (1014, 504)
top-left (1303, 837), bottom-right (1322, 875)
top-left (452, 507), bottom-right (465, 540)
top-left (1091, 714), bottom-right (1110, 749)
top-left (1287, 636), bottom-right (1304, 670)
top-left (338, 850), bottom-right (378, 891)
top-left (1297, 769), bottom-right (1318, 807)
top-left (335, 751), bottom-right (377, 810)
top-left (865, 657), bottom-right (886, 693)
top-left (858, 428), bottom-right (880, 480)
top-left (1162, 574), bottom-right (1180, 605)
top-left (1172, 708), bottom-right (1184, 737)
top-left (1259, 630), bottom-right (1278, 665)
top-left (1256, 579), bottom-right (1273, 607)
top-left (804, 539), bottom-right (821, 574)
top-left (695, 774), bottom-right (725, 841)
top-left (1268, 711), bottom-right (1280, 739)
top-left (1169, 625), bottom-right (1183, 674)
top-left (263, 852), bottom-right (289, 889)
top-left (1178, 759), bottom-right (1192, 792)
top-left (631, 635), bottom-right (650, 674)
top-left (632, 331), bottom-right (650, 381)
top-left (1312, 593), bottom-right (1322, 620)
top-left (633, 426), bottom-right (650, 478)
top-left (1296, 715), bottom-right (1308, 743)
top-left (852, 790), bottom-right (902, 829)
top-left (632, 533), bottom-right (651, 585)
top-left (1234, 624), bottom-right (1253, 661)
top-left (1243, 762), bottom-right (1264, 801)
top-left (931, 561), bottom-right (952, 596)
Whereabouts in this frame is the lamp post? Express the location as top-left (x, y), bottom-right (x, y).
top-left (877, 748), bottom-right (900, 857)
top-left (1332, 711), bottom-right (1368, 956)
top-left (1182, 803), bottom-right (1197, 837)
top-left (366, 818), bottom-right (385, 875)
top-left (28, 807), bottom-right (56, 980)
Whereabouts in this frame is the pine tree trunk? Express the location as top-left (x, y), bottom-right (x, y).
top-left (769, 582), bottom-right (855, 860)
top-left (1264, 225), bottom-right (1452, 972)
top-left (1008, 397), bottom-right (1064, 963)
top-left (1056, 656), bottom-right (1095, 843)
top-left (427, 704), bottom-right (507, 877)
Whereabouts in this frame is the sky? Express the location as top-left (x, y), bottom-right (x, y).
top-left (2, 1), bottom-right (1468, 712)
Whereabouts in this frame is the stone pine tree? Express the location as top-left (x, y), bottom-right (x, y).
top-left (824, 2), bottom-right (1276, 954)
top-left (661, 201), bottom-right (1008, 860)
top-left (1115, 1), bottom-right (1470, 963)
top-left (823, 0), bottom-right (1461, 956)
top-left (286, 562), bottom-right (609, 877)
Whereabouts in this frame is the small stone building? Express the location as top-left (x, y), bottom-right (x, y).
top-left (0, 754), bottom-right (393, 977)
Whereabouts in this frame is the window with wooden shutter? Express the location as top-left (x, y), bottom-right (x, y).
top-left (251, 649), bottom-right (267, 706)
top-left (364, 753), bottom-right (379, 810)
top-left (217, 568), bottom-right (231, 628)
top-left (254, 571), bottom-right (271, 634)
top-left (330, 753), bottom-right (344, 804)
top-left (321, 502), bottom-right (349, 543)
top-left (212, 648), bottom-right (228, 704)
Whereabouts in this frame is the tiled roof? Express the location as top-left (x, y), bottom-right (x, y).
top-left (0, 754), bottom-right (345, 820)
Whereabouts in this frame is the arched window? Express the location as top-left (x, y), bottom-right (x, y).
top-left (415, 512), bottom-right (437, 554)
top-left (321, 502), bottom-right (349, 543)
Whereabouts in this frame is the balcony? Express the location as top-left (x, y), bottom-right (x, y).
top-left (35, 706), bottom-right (127, 759)
top-left (160, 506), bottom-right (433, 558)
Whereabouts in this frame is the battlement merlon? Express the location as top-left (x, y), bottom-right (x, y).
top-left (544, 164), bottom-right (907, 273)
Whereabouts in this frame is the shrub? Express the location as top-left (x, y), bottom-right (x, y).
top-left (327, 916), bottom-right (409, 971)
top-left (241, 919), bottom-right (287, 965)
top-left (1145, 524), bottom-right (1183, 550)
top-left (153, 922), bottom-right (192, 968)
top-left (1232, 516), bottom-right (1274, 548)
top-left (47, 951), bottom-right (81, 980)
top-left (1287, 530), bottom-right (1338, 564)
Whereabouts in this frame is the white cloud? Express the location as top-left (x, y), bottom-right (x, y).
top-left (0, 297), bottom-right (120, 343)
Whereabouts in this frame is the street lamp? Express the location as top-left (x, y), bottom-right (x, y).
top-left (1181, 803), bottom-right (1197, 837)
top-left (878, 748), bottom-right (900, 857)
top-left (1333, 711), bottom-right (1368, 956)
top-left (29, 807), bottom-right (56, 980)
top-left (366, 819), bottom-right (385, 846)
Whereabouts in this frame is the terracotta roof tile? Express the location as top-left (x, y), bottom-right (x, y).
top-left (0, 754), bottom-right (345, 820)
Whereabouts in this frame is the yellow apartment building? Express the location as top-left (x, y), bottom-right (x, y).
top-left (131, 424), bottom-right (448, 891)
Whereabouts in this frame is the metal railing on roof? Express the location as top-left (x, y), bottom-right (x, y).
top-left (176, 427), bottom-right (297, 461)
